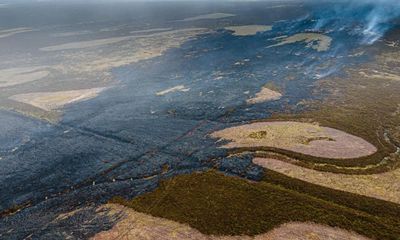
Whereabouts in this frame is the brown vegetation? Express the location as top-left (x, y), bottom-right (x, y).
top-left (109, 171), bottom-right (400, 239)
top-left (254, 157), bottom-right (400, 204)
top-left (211, 121), bottom-right (376, 159)
top-left (92, 204), bottom-right (370, 240)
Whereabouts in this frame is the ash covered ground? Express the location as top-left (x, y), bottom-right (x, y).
top-left (1, 1), bottom-right (400, 239)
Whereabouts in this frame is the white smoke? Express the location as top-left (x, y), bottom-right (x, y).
top-left (353, 0), bottom-right (400, 44)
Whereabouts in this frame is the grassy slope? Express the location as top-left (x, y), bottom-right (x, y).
top-left (111, 171), bottom-right (400, 240)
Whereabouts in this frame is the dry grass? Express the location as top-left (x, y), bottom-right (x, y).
top-left (256, 222), bottom-right (370, 240)
top-left (246, 87), bottom-right (282, 104)
top-left (92, 204), bottom-right (209, 240)
top-left (41, 28), bottom-right (206, 51)
top-left (254, 157), bottom-right (400, 204)
top-left (9, 87), bottom-right (105, 111)
top-left (211, 121), bottom-right (376, 159)
top-left (41, 36), bottom-right (133, 51)
top-left (225, 25), bottom-right (272, 36)
top-left (54, 28), bottom-right (208, 75)
top-left (156, 85), bottom-right (190, 96)
top-left (267, 33), bottom-right (332, 52)
top-left (92, 204), bottom-right (370, 240)
top-left (0, 66), bottom-right (49, 88)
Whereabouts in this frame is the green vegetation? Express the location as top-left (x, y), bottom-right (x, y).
top-left (111, 171), bottom-right (400, 240)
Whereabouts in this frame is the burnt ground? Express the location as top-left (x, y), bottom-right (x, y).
top-left (0, 1), bottom-right (399, 239)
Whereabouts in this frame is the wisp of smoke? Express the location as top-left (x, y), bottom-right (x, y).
top-left (360, 0), bottom-right (400, 44)
top-left (311, 0), bottom-right (400, 45)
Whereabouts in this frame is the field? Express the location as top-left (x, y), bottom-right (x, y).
top-left (1, 1), bottom-right (400, 239)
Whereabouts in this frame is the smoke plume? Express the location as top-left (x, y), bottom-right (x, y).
top-left (311, 0), bottom-right (400, 44)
